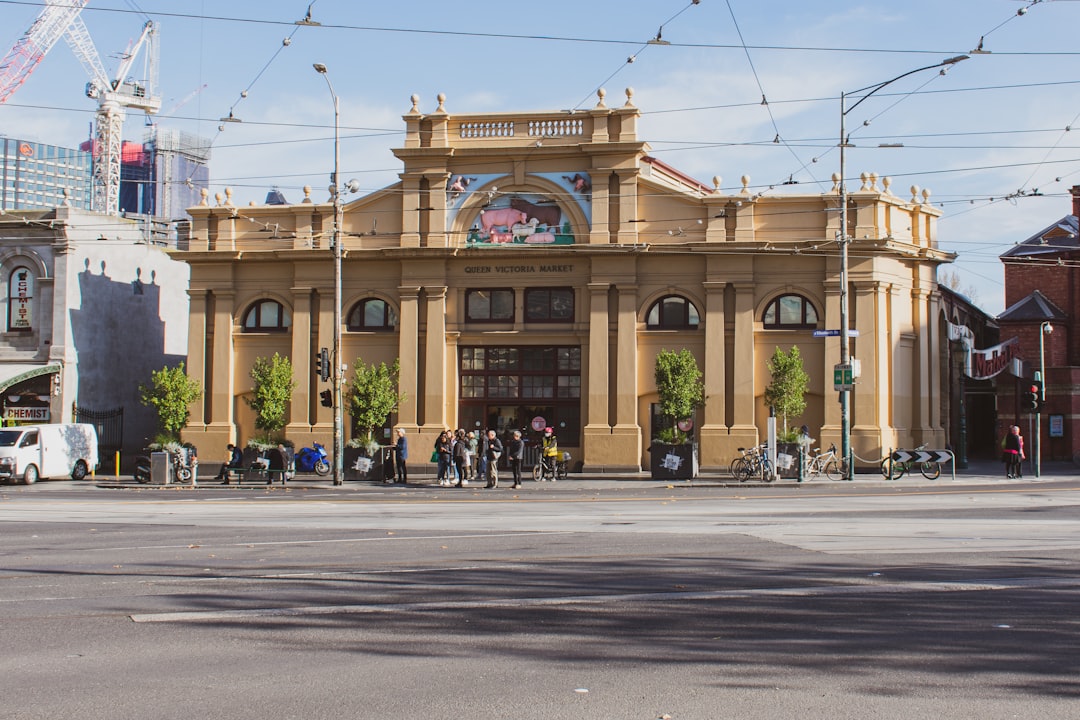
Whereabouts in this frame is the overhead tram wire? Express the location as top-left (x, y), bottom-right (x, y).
top-left (7, 0), bottom-right (1079, 57)
top-left (181, 1), bottom-right (316, 188)
top-left (570, 0), bottom-right (702, 111)
top-left (722, 0), bottom-right (825, 194)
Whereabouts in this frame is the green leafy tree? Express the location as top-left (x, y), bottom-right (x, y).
top-left (139, 362), bottom-right (202, 444)
top-left (245, 353), bottom-right (296, 441)
top-left (347, 357), bottom-right (405, 447)
top-left (654, 348), bottom-right (704, 444)
top-left (764, 346), bottom-right (809, 437)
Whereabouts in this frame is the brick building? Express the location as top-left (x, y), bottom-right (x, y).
top-left (998, 187), bottom-right (1080, 462)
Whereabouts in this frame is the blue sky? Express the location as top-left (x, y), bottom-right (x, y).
top-left (2, 0), bottom-right (1079, 314)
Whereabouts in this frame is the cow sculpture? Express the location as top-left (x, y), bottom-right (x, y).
top-left (509, 198), bottom-right (561, 229)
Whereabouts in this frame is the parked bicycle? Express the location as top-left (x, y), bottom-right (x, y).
top-left (880, 444), bottom-right (941, 480)
top-left (729, 444), bottom-right (762, 479)
top-left (731, 444), bottom-right (776, 483)
top-left (803, 443), bottom-right (844, 481)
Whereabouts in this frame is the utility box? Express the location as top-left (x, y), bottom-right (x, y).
top-left (150, 451), bottom-right (172, 485)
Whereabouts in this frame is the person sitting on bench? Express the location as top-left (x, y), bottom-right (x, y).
top-left (216, 444), bottom-right (244, 484)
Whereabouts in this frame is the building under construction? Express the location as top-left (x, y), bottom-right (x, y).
top-left (117, 128), bottom-right (211, 220)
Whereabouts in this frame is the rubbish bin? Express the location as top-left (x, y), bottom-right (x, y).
top-left (150, 451), bottom-right (173, 485)
top-left (381, 446), bottom-right (395, 482)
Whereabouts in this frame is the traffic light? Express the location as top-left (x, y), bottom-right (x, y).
top-left (1023, 383), bottom-right (1039, 412)
top-left (1032, 379), bottom-right (1043, 412)
top-left (315, 347), bottom-right (330, 382)
top-left (319, 389), bottom-right (333, 408)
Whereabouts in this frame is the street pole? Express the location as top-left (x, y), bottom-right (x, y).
top-left (1037, 321), bottom-right (1052, 479)
top-left (837, 54), bottom-right (968, 482)
top-left (315, 62), bottom-right (345, 486)
top-left (838, 93), bottom-right (852, 480)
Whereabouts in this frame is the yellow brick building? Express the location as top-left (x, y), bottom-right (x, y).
top-left (179, 89), bottom-right (949, 472)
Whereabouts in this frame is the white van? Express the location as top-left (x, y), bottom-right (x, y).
top-left (0, 423), bottom-right (99, 484)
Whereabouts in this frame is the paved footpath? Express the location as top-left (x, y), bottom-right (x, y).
top-left (82, 456), bottom-right (1076, 491)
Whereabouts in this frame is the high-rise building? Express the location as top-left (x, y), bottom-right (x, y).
top-left (0, 138), bottom-right (92, 211)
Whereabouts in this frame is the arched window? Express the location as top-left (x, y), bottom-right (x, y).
top-left (646, 295), bottom-right (699, 329)
top-left (7, 266), bottom-right (33, 332)
top-left (242, 299), bottom-right (291, 332)
top-left (762, 294), bottom-right (819, 329)
top-left (348, 298), bottom-right (398, 331)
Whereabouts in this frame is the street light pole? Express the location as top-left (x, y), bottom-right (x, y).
top-left (1037, 321), bottom-right (1052, 479)
top-left (837, 55), bottom-right (968, 481)
top-left (314, 62), bottom-right (344, 486)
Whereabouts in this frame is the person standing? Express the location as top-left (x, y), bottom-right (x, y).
top-left (467, 431), bottom-right (479, 481)
top-left (393, 428), bottom-right (408, 484)
top-left (507, 429), bottom-right (525, 489)
top-left (484, 428), bottom-right (503, 489)
top-left (452, 429), bottom-right (470, 487)
top-left (435, 430), bottom-right (453, 486)
top-left (1002, 425), bottom-right (1025, 479)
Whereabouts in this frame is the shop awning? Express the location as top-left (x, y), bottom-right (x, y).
top-left (0, 363), bottom-right (61, 394)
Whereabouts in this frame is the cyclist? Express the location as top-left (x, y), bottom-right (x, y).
top-left (540, 427), bottom-right (559, 481)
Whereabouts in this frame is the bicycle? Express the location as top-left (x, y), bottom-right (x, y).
top-left (804, 443), bottom-right (844, 481)
top-left (880, 444), bottom-right (941, 480)
top-left (533, 451), bottom-right (569, 481)
top-left (732, 444), bottom-right (776, 483)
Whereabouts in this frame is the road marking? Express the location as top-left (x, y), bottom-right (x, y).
top-left (92, 530), bottom-right (576, 553)
top-left (130, 576), bottom-right (1080, 623)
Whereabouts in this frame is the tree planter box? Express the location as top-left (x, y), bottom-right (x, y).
top-left (776, 442), bottom-right (800, 479)
top-left (649, 442), bottom-right (699, 480)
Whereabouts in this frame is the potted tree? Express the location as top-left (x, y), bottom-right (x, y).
top-left (246, 353), bottom-right (296, 481)
top-left (763, 346), bottom-right (809, 478)
top-left (139, 362), bottom-right (202, 482)
top-left (345, 357), bottom-right (405, 480)
top-left (649, 348), bottom-right (703, 480)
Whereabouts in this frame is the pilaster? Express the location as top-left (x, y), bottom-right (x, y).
top-left (400, 175), bottom-right (421, 247)
top-left (583, 282), bottom-right (612, 470)
top-left (422, 286), bottom-right (448, 430)
top-left (397, 286), bottom-right (421, 430)
top-left (209, 290), bottom-right (236, 437)
top-left (730, 282), bottom-right (757, 448)
top-left (589, 171), bottom-right (611, 244)
top-left (611, 283), bottom-right (640, 470)
top-left (185, 289), bottom-right (208, 427)
top-left (614, 170), bottom-right (638, 245)
top-left (286, 289), bottom-right (313, 437)
top-left (699, 281), bottom-right (729, 468)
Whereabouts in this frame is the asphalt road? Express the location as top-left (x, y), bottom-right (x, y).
top-left (1, 476), bottom-right (1078, 720)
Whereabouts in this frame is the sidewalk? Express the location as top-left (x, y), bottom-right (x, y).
top-left (93, 456), bottom-right (1077, 489)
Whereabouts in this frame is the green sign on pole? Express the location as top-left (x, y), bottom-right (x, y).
top-left (834, 363), bottom-right (853, 391)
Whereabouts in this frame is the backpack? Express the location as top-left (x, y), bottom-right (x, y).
top-left (454, 439), bottom-right (468, 460)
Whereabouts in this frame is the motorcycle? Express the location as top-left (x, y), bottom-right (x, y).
top-left (295, 442), bottom-right (330, 476)
top-left (133, 455), bottom-right (152, 484)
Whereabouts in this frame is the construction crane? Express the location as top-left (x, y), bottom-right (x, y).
top-left (0, 0), bottom-right (161, 215)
